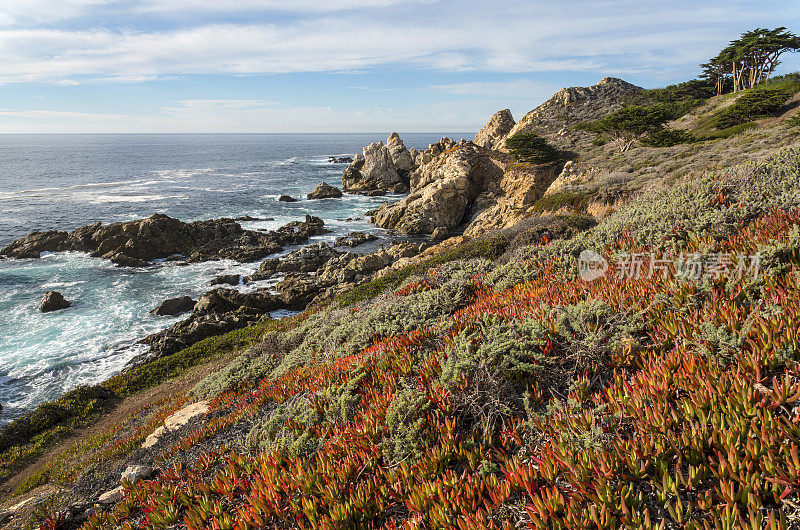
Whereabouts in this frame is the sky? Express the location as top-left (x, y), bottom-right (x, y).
top-left (0, 0), bottom-right (798, 133)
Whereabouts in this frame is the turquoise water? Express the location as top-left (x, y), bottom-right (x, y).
top-left (0, 133), bottom-right (467, 424)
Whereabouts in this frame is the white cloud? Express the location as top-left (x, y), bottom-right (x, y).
top-left (0, 1), bottom-right (795, 84)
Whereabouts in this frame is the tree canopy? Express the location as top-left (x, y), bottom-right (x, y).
top-left (701, 27), bottom-right (800, 95)
top-left (578, 105), bottom-right (672, 152)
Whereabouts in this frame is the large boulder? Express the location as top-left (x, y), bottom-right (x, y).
top-left (39, 291), bottom-right (70, 312)
top-left (372, 144), bottom-right (504, 235)
top-left (1, 214), bottom-right (328, 267)
top-left (307, 182), bottom-right (343, 199)
top-left (474, 109), bottom-right (515, 150)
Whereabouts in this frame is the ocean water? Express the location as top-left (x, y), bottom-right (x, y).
top-left (0, 133), bottom-right (467, 425)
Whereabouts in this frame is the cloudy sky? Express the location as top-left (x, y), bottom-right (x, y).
top-left (0, 0), bottom-right (798, 133)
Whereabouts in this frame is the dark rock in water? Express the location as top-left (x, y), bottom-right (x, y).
top-left (1, 214), bottom-right (328, 267)
top-left (335, 232), bottom-right (379, 248)
top-left (210, 274), bottom-right (241, 286)
top-left (329, 156), bottom-right (354, 164)
top-left (39, 291), bottom-right (70, 312)
top-left (363, 189), bottom-right (387, 197)
top-left (150, 296), bottom-right (196, 316)
top-left (365, 209), bottom-right (378, 216)
top-left (278, 195), bottom-right (298, 203)
top-left (234, 215), bottom-right (264, 222)
top-left (307, 182), bottom-right (343, 200)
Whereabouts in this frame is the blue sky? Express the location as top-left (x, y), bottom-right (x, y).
top-left (0, 0), bottom-right (798, 133)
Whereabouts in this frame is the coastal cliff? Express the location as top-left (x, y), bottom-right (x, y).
top-left (3, 74), bottom-right (800, 529)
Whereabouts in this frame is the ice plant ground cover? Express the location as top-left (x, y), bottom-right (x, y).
top-left (46, 147), bottom-right (800, 528)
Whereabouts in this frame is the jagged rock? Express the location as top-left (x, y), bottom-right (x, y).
top-left (373, 144), bottom-right (504, 235)
top-left (39, 291), bottom-right (70, 312)
top-left (136, 289), bottom-right (279, 362)
top-left (416, 137), bottom-right (458, 171)
top-left (307, 182), bottom-right (343, 199)
top-left (387, 132), bottom-right (415, 172)
top-left (275, 274), bottom-right (324, 309)
top-left (193, 288), bottom-right (277, 315)
top-left (342, 136), bottom-right (408, 194)
top-left (1, 214), bottom-right (328, 266)
top-left (474, 109), bottom-right (515, 150)
top-left (334, 232), bottom-right (379, 248)
top-left (463, 161), bottom-right (563, 237)
top-left (150, 296), bottom-right (196, 316)
top-left (210, 274), bottom-right (241, 286)
top-left (249, 243), bottom-right (343, 281)
top-left (278, 195), bottom-right (298, 202)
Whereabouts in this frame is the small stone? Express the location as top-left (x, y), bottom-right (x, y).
top-left (98, 486), bottom-right (124, 504)
top-left (39, 291), bottom-right (71, 312)
top-left (121, 465), bottom-right (153, 484)
top-left (278, 195), bottom-right (298, 202)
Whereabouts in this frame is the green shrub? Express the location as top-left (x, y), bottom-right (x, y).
top-left (641, 128), bottom-right (696, 147)
top-left (381, 387), bottom-right (432, 464)
top-left (334, 236), bottom-right (508, 307)
top-left (276, 260), bottom-right (494, 378)
top-left (0, 386), bottom-right (114, 455)
top-left (103, 318), bottom-right (292, 397)
top-left (697, 122), bottom-right (757, 141)
top-left (633, 80), bottom-right (713, 119)
top-left (533, 191), bottom-right (591, 213)
top-left (440, 316), bottom-right (550, 434)
top-left (246, 369), bottom-right (367, 456)
top-left (504, 133), bottom-right (560, 164)
top-left (549, 300), bottom-right (643, 369)
top-left (787, 114), bottom-right (800, 128)
top-left (192, 331), bottom-right (304, 399)
top-left (711, 82), bottom-right (799, 129)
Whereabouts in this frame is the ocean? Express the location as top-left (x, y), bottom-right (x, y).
top-left (0, 133), bottom-right (467, 425)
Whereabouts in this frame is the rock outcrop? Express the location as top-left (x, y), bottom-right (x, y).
top-left (334, 232), bottom-right (379, 248)
top-left (39, 291), bottom-right (70, 312)
top-left (136, 288), bottom-right (280, 362)
top-left (1, 214), bottom-right (328, 267)
top-left (150, 296), bottom-right (196, 316)
top-left (307, 182), bottom-right (343, 199)
top-left (278, 195), bottom-right (298, 202)
top-left (372, 143), bottom-right (505, 235)
top-left (506, 77), bottom-right (643, 139)
top-left (474, 109), bottom-right (515, 150)
top-left (341, 133), bottom-right (415, 194)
